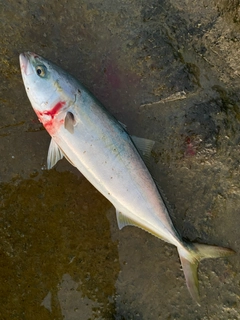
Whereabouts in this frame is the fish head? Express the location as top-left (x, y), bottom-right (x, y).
top-left (20, 52), bottom-right (59, 110)
top-left (19, 52), bottom-right (78, 135)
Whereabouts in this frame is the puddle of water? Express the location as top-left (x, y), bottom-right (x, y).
top-left (0, 170), bottom-right (120, 319)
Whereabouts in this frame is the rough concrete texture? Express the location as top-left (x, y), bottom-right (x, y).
top-left (1, 0), bottom-right (240, 319)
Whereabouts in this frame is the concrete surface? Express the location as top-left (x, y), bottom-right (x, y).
top-left (0, 0), bottom-right (240, 319)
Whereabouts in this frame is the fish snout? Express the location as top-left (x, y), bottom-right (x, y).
top-left (19, 52), bottom-right (35, 76)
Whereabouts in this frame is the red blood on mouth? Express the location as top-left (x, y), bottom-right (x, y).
top-left (43, 101), bottom-right (66, 118)
top-left (36, 101), bottom-right (66, 136)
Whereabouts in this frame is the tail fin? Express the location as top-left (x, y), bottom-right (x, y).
top-left (177, 243), bottom-right (235, 305)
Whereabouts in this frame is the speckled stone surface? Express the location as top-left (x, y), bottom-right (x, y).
top-left (1, 1), bottom-right (240, 319)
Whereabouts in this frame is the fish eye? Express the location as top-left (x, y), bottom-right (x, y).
top-left (36, 65), bottom-right (47, 78)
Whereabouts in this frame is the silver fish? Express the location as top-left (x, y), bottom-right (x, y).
top-left (19, 52), bottom-right (234, 304)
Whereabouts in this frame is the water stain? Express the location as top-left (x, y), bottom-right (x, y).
top-left (0, 170), bottom-right (120, 319)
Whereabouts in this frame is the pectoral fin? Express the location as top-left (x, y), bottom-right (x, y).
top-left (64, 111), bottom-right (76, 134)
top-left (47, 138), bottom-right (64, 169)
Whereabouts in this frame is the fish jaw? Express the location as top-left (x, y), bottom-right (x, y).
top-left (19, 52), bottom-right (35, 75)
top-left (19, 52), bottom-right (77, 136)
top-left (19, 52), bottom-right (56, 111)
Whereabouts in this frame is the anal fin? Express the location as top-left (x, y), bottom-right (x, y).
top-left (116, 210), bottom-right (139, 230)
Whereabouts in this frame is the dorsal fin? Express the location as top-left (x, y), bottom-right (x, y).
top-left (117, 121), bottom-right (155, 165)
top-left (131, 135), bottom-right (155, 166)
top-left (118, 121), bottom-right (127, 130)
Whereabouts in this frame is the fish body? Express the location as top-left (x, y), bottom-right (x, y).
top-left (19, 52), bottom-right (234, 304)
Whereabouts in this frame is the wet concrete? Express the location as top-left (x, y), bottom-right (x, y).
top-left (1, 0), bottom-right (240, 319)
top-left (0, 171), bottom-right (119, 319)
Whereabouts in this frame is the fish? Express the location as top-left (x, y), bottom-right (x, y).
top-left (19, 52), bottom-right (234, 304)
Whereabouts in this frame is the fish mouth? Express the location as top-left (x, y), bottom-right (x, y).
top-left (19, 52), bottom-right (38, 76)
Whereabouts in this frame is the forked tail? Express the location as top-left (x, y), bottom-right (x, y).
top-left (177, 242), bottom-right (235, 305)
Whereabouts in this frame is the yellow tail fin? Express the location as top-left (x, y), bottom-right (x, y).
top-left (178, 243), bottom-right (235, 305)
